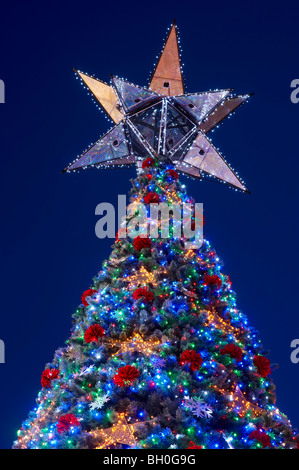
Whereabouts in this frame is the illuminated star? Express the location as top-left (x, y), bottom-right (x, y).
top-left (64, 22), bottom-right (251, 192)
top-left (124, 266), bottom-right (159, 289)
top-left (110, 333), bottom-right (161, 357)
top-left (89, 413), bottom-right (155, 448)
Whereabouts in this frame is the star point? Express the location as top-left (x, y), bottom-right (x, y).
top-left (149, 22), bottom-right (184, 96)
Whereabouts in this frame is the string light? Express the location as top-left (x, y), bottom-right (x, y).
top-left (212, 385), bottom-right (265, 419)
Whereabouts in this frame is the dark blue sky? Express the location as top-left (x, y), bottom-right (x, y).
top-left (1, 0), bottom-right (299, 449)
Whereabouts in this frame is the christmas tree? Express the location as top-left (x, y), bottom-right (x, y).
top-left (13, 23), bottom-right (296, 450)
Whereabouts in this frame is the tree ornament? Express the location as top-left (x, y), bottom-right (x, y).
top-left (109, 255), bottom-right (128, 265)
top-left (56, 414), bottom-right (80, 435)
top-left (84, 324), bottom-right (105, 343)
top-left (253, 355), bottom-right (271, 377)
top-left (81, 289), bottom-right (97, 307)
top-left (113, 365), bottom-right (140, 387)
top-left (41, 368), bottom-right (60, 388)
top-left (79, 365), bottom-right (95, 376)
top-left (110, 333), bottom-right (161, 357)
top-left (203, 274), bottom-right (222, 290)
top-left (89, 393), bottom-right (110, 411)
top-left (166, 169), bottom-right (179, 180)
top-left (221, 432), bottom-right (235, 449)
top-left (142, 157), bottom-right (155, 169)
top-left (132, 286), bottom-right (154, 302)
top-left (180, 350), bottom-right (203, 371)
top-left (144, 192), bottom-right (160, 204)
top-left (124, 266), bottom-right (159, 289)
top-left (249, 429), bottom-right (271, 448)
top-left (151, 356), bottom-right (166, 369)
top-left (89, 413), bottom-right (155, 449)
top-left (64, 23), bottom-right (250, 194)
top-left (133, 236), bottom-right (152, 251)
top-left (220, 343), bottom-right (243, 362)
top-left (65, 346), bottom-right (82, 362)
top-left (183, 397), bottom-right (213, 418)
top-left (187, 441), bottom-right (203, 449)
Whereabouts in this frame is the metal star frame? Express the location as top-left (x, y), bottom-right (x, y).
top-left (64, 22), bottom-right (251, 192)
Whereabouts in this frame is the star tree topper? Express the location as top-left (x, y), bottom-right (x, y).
top-left (64, 22), bottom-right (251, 192)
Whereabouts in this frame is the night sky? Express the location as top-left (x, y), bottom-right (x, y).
top-left (1, 0), bottom-right (299, 449)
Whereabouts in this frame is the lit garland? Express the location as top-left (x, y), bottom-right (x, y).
top-left (204, 307), bottom-right (242, 338)
top-left (212, 385), bottom-right (265, 419)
